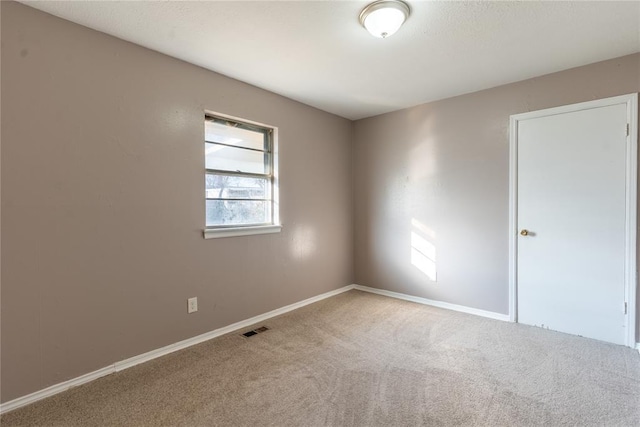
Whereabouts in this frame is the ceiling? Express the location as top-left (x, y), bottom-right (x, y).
top-left (20, 1), bottom-right (640, 120)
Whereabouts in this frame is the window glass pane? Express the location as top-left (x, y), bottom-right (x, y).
top-left (205, 120), bottom-right (266, 151)
top-left (206, 200), bottom-right (271, 226)
top-left (205, 174), bottom-right (270, 200)
top-left (205, 142), bottom-right (268, 174)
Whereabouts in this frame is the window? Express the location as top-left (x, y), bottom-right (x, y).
top-left (204, 114), bottom-right (280, 239)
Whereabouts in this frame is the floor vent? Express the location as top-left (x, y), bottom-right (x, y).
top-left (242, 326), bottom-right (269, 337)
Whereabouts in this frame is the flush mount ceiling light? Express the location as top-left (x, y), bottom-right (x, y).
top-left (359, 0), bottom-right (410, 39)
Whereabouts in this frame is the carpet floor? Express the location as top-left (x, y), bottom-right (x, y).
top-left (2, 290), bottom-right (639, 426)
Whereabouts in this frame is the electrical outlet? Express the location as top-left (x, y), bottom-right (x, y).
top-left (188, 297), bottom-right (198, 313)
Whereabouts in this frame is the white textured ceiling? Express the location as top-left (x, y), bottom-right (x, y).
top-left (20, 1), bottom-right (640, 120)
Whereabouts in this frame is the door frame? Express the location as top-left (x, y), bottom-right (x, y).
top-left (508, 93), bottom-right (638, 348)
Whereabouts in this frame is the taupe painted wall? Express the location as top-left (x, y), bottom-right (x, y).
top-left (353, 53), bottom-right (640, 336)
top-left (2, 0), bottom-right (639, 407)
top-left (1, 2), bottom-right (353, 402)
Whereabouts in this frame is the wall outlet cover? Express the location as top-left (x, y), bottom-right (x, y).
top-left (188, 297), bottom-right (198, 313)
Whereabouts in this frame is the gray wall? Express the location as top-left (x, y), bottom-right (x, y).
top-left (2, 0), bottom-right (639, 406)
top-left (353, 53), bottom-right (640, 332)
top-left (1, 2), bottom-right (353, 402)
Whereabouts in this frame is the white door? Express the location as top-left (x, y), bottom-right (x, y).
top-left (515, 99), bottom-right (634, 346)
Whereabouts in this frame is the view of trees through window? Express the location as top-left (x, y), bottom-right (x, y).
top-left (205, 174), bottom-right (270, 226)
top-left (205, 115), bottom-right (275, 228)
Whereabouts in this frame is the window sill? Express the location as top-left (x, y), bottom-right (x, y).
top-left (203, 224), bottom-right (282, 239)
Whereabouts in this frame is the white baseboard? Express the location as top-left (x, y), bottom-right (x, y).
top-left (2, 283), bottom-right (629, 414)
top-left (0, 284), bottom-right (355, 415)
top-left (636, 342), bottom-right (640, 354)
top-left (0, 365), bottom-right (114, 415)
top-left (353, 284), bottom-right (511, 322)
top-left (115, 284), bottom-right (355, 372)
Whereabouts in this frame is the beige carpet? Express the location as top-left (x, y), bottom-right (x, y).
top-left (2, 290), bottom-right (639, 426)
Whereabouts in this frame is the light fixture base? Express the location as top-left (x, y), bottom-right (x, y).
top-left (359, 0), bottom-right (410, 39)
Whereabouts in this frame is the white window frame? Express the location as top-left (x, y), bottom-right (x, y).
top-left (203, 111), bottom-right (280, 239)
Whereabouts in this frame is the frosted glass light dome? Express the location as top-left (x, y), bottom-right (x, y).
top-left (359, 0), bottom-right (410, 39)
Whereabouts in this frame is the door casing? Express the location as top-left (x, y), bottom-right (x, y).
top-left (508, 93), bottom-right (638, 348)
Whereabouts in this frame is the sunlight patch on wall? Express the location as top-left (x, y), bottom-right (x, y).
top-left (411, 219), bottom-right (437, 281)
top-left (290, 224), bottom-right (317, 260)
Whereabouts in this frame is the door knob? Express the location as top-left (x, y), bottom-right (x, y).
top-left (520, 229), bottom-right (529, 236)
